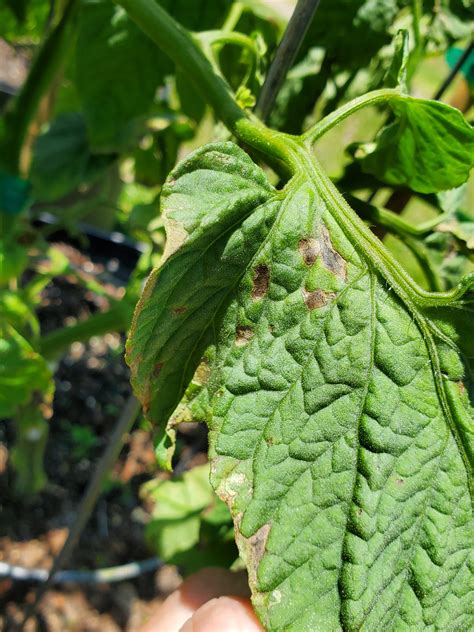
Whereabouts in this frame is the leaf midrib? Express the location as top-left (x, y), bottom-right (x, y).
top-left (297, 148), bottom-right (473, 500)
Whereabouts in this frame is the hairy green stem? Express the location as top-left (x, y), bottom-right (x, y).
top-left (113, 0), bottom-right (298, 167)
top-left (348, 194), bottom-right (449, 237)
top-left (39, 302), bottom-right (133, 360)
top-left (302, 88), bottom-right (401, 144)
top-left (0, 0), bottom-right (80, 176)
top-left (222, 2), bottom-right (244, 33)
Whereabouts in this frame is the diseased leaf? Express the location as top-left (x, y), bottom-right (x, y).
top-left (360, 97), bottom-right (474, 193)
top-left (207, 177), bottom-right (473, 630)
top-left (126, 142), bottom-right (280, 468)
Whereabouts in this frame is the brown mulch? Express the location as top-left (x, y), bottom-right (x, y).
top-left (0, 244), bottom-right (190, 631)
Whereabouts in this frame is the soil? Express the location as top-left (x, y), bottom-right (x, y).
top-left (0, 243), bottom-right (206, 631)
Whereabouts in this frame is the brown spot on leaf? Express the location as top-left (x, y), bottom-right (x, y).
top-left (302, 288), bottom-right (336, 309)
top-left (458, 382), bottom-right (465, 396)
top-left (252, 264), bottom-right (269, 300)
top-left (319, 224), bottom-right (347, 279)
top-left (173, 306), bottom-right (187, 315)
top-left (299, 238), bottom-right (320, 265)
top-left (154, 362), bottom-right (163, 378)
top-left (162, 218), bottom-right (188, 263)
top-left (396, 478), bottom-right (405, 486)
top-left (246, 523), bottom-right (271, 569)
top-left (235, 326), bottom-right (254, 346)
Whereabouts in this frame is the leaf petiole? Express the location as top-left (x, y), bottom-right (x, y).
top-left (301, 87), bottom-right (402, 145)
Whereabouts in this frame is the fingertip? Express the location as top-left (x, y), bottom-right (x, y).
top-left (179, 596), bottom-right (263, 632)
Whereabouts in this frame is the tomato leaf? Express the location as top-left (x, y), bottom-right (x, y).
top-left (74, 1), bottom-right (169, 151)
top-left (385, 29), bottom-right (409, 91)
top-left (360, 97), bottom-right (474, 193)
top-left (208, 176), bottom-right (473, 630)
top-left (125, 142), bottom-right (280, 468)
top-left (143, 463), bottom-right (236, 571)
top-left (0, 325), bottom-right (53, 418)
top-left (30, 113), bottom-right (115, 201)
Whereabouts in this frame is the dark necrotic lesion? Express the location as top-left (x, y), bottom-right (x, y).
top-left (235, 325), bottom-right (254, 346)
top-left (252, 264), bottom-right (270, 299)
top-left (298, 224), bottom-right (347, 280)
top-left (302, 288), bottom-right (336, 310)
top-left (319, 224), bottom-right (346, 279)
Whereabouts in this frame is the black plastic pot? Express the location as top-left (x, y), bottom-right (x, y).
top-left (34, 211), bottom-right (146, 282)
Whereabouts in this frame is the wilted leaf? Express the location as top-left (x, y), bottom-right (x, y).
top-left (385, 29), bottom-right (409, 90)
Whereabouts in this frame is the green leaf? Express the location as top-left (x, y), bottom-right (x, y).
top-left (74, 0), bottom-right (231, 151)
top-left (436, 186), bottom-right (474, 250)
top-left (360, 97), bottom-right (474, 193)
top-left (0, 238), bottom-right (28, 284)
top-left (0, 0), bottom-right (49, 42)
top-left (206, 175), bottom-right (473, 630)
top-left (4, 0), bottom-right (29, 23)
top-left (74, 1), bottom-right (169, 151)
top-left (143, 463), bottom-right (236, 571)
top-left (30, 113), bottom-right (115, 201)
top-left (302, 0), bottom-right (399, 70)
top-left (126, 142), bottom-right (280, 468)
top-left (0, 325), bottom-right (53, 419)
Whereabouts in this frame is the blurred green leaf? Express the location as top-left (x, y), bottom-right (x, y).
top-left (4, 0), bottom-right (30, 23)
top-left (74, 0), bottom-right (231, 152)
top-left (302, 0), bottom-right (399, 70)
top-left (143, 463), bottom-right (236, 571)
top-left (0, 325), bottom-right (53, 419)
top-left (0, 291), bottom-right (39, 338)
top-left (385, 29), bottom-right (409, 90)
top-left (0, 237), bottom-right (28, 284)
top-left (30, 112), bottom-right (115, 201)
top-left (0, 0), bottom-right (49, 41)
top-left (74, 1), bottom-right (169, 151)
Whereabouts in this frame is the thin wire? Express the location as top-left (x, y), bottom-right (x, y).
top-left (0, 557), bottom-right (161, 585)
